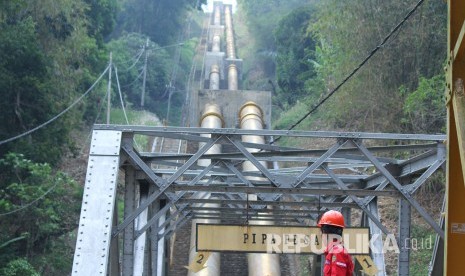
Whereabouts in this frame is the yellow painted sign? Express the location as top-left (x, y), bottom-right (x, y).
top-left (184, 251), bottom-right (211, 273)
top-left (196, 224), bottom-right (370, 254)
top-left (355, 255), bottom-right (379, 275)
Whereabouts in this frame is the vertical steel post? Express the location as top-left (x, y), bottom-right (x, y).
top-left (445, 1), bottom-right (465, 274)
top-left (71, 130), bottom-right (122, 276)
top-left (341, 207), bottom-right (351, 227)
top-left (429, 199), bottom-right (445, 275)
top-left (367, 198), bottom-right (387, 275)
top-left (107, 52), bottom-right (112, 124)
top-left (109, 202), bottom-right (121, 276)
top-left (123, 166), bottom-right (137, 275)
top-left (133, 184), bottom-right (150, 275)
top-left (398, 198), bottom-right (411, 276)
top-left (148, 183), bottom-right (159, 276)
top-left (157, 211), bottom-right (166, 276)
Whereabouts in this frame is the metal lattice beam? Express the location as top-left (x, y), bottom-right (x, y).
top-left (72, 126), bottom-right (446, 275)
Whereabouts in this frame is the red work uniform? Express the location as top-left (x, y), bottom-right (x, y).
top-left (323, 243), bottom-right (354, 276)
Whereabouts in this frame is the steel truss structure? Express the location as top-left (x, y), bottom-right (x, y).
top-left (443, 1), bottom-right (465, 275)
top-left (71, 124), bottom-right (445, 275)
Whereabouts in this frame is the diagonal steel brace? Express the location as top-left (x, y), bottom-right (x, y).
top-left (353, 139), bottom-right (444, 238)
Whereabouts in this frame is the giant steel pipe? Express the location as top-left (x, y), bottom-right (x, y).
top-left (224, 6), bottom-right (236, 59)
top-left (239, 102), bottom-right (281, 276)
top-left (224, 5), bottom-right (232, 31)
top-left (213, 4), bottom-right (221, 26)
top-left (227, 64), bottom-right (238, 90)
top-left (209, 64), bottom-right (220, 90)
top-left (212, 35), bottom-right (221, 53)
top-left (187, 104), bottom-right (224, 276)
top-left (226, 31), bottom-right (235, 59)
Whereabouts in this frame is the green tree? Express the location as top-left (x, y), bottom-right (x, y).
top-left (0, 153), bottom-right (81, 274)
top-left (0, 0), bottom-right (111, 164)
top-left (274, 7), bottom-right (316, 108)
top-left (84, 0), bottom-right (119, 46)
top-left (236, 0), bottom-right (312, 103)
top-left (113, 0), bottom-right (206, 45)
top-left (237, 0), bottom-right (309, 53)
top-left (108, 31), bottom-right (199, 125)
top-left (0, 259), bottom-right (39, 276)
top-left (107, 33), bottom-right (171, 117)
top-left (401, 75), bottom-right (446, 133)
top-left (309, 0), bottom-right (447, 131)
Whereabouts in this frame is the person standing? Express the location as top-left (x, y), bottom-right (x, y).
top-left (318, 210), bottom-right (354, 276)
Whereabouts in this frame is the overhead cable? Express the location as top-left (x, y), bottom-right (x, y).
top-left (121, 68), bottom-right (145, 88)
top-left (80, 86), bottom-right (109, 155)
top-left (114, 65), bottom-right (130, 124)
top-left (117, 48), bottom-right (145, 72)
top-left (0, 181), bottom-right (60, 216)
top-left (282, 0), bottom-right (427, 137)
top-left (0, 65), bottom-right (110, 146)
top-left (114, 65), bottom-right (143, 149)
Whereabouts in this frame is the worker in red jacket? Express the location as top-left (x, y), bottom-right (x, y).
top-left (318, 210), bottom-right (354, 276)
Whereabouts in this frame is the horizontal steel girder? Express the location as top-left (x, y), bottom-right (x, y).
top-left (140, 143), bottom-right (439, 162)
top-left (94, 124), bottom-right (445, 141)
top-left (179, 198), bottom-right (359, 209)
top-left (168, 185), bottom-right (399, 197)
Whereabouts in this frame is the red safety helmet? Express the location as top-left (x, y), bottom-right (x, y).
top-left (317, 210), bottom-right (345, 228)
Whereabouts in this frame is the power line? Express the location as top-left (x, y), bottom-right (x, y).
top-left (114, 65), bottom-right (130, 125)
top-left (80, 84), bottom-right (109, 155)
top-left (117, 48), bottom-right (145, 72)
top-left (0, 65), bottom-right (110, 146)
top-left (281, 0), bottom-right (427, 138)
top-left (116, 41), bottom-right (185, 73)
top-left (121, 68), bottom-right (145, 88)
top-left (114, 64), bottom-right (143, 150)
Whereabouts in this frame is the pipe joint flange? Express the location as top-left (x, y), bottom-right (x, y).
top-left (199, 105), bottom-right (225, 127)
top-left (239, 101), bottom-right (264, 124)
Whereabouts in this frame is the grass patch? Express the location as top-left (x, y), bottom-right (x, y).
top-left (409, 224), bottom-right (435, 275)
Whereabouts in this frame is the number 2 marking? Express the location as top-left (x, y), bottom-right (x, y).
top-left (197, 254), bottom-right (204, 264)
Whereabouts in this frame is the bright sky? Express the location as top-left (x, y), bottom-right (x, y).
top-left (202, 0), bottom-right (237, 13)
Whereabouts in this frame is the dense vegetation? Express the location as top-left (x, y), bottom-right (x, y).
top-left (238, 0), bottom-right (447, 133)
top-left (0, 0), bottom-right (204, 274)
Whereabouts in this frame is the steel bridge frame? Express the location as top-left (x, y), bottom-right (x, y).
top-left (442, 1), bottom-right (465, 275)
top-left (71, 125), bottom-right (445, 276)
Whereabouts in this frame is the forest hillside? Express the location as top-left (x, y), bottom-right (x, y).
top-left (0, 0), bottom-right (447, 275)
top-left (0, 0), bottom-right (205, 274)
top-left (237, 0), bottom-right (446, 134)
